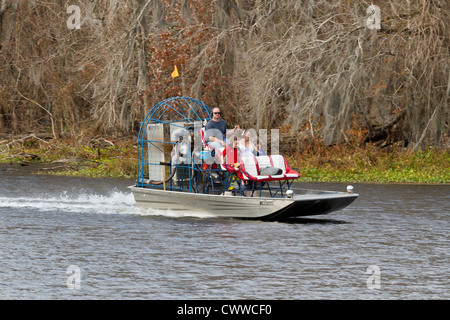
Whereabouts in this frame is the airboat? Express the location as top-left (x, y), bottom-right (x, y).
top-left (129, 97), bottom-right (358, 220)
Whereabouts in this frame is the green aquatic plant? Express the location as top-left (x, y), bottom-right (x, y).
top-left (1, 136), bottom-right (448, 183)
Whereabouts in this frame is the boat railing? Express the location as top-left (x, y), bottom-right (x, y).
top-left (135, 96), bottom-right (302, 199)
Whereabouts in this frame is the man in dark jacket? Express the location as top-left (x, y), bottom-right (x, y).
top-left (204, 107), bottom-right (239, 150)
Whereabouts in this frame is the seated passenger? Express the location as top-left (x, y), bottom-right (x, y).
top-left (239, 130), bottom-right (266, 158)
top-left (204, 107), bottom-right (239, 152)
top-left (224, 135), bottom-right (240, 166)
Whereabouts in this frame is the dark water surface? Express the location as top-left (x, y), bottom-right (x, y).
top-left (0, 173), bottom-right (448, 299)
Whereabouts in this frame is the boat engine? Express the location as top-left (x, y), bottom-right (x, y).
top-left (171, 126), bottom-right (195, 187)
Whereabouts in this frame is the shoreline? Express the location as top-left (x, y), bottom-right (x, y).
top-left (1, 162), bottom-right (448, 186)
top-left (1, 137), bottom-right (448, 184)
top-left (0, 162), bottom-right (84, 177)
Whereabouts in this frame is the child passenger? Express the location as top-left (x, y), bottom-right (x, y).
top-left (223, 135), bottom-right (240, 166)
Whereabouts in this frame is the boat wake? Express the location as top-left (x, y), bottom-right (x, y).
top-left (0, 190), bottom-right (135, 215)
top-left (0, 190), bottom-right (215, 219)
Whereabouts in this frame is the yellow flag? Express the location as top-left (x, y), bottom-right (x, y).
top-left (171, 65), bottom-right (179, 78)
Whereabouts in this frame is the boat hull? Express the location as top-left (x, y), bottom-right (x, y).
top-left (129, 186), bottom-right (358, 220)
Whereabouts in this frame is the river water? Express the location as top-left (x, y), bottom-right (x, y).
top-left (0, 173), bottom-right (448, 299)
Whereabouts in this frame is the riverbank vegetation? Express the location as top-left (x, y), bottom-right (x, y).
top-left (1, 135), bottom-right (448, 183)
top-left (0, 1), bottom-right (448, 183)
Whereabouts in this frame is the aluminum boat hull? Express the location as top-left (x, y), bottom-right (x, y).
top-left (129, 186), bottom-right (358, 220)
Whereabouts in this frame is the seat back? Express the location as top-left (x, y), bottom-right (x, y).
top-left (239, 155), bottom-right (299, 181)
top-left (200, 127), bottom-right (214, 150)
top-left (269, 155), bottom-right (287, 174)
top-left (240, 157), bottom-right (258, 177)
top-left (200, 127), bottom-right (207, 146)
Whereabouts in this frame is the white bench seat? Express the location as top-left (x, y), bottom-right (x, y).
top-left (239, 155), bottom-right (300, 182)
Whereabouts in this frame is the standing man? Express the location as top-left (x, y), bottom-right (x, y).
top-left (205, 107), bottom-right (239, 151)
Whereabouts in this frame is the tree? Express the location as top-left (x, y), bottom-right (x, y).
top-left (0, 0), bottom-right (448, 150)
